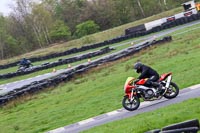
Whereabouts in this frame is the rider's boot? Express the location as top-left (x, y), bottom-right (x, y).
top-left (152, 82), bottom-right (163, 93)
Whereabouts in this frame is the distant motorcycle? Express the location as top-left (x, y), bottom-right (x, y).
top-left (122, 72), bottom-right (179, 111)
top-left (17, 60), bottom-right (33, 72)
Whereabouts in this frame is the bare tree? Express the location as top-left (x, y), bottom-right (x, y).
top-left (11, 0), bottom-right (39, 49)
top-left (11, 0), bottom-right (53, 48)
top-left (31, 3), bottom-right (53, 46)
top-left (136, 0), bottom-right (145, 17)
top-left (0, 15), bottom-right (8, 59)
top-left (164, 0), bottom-right (168, 9)
top-left (0, 31), bottom-right (5, 59)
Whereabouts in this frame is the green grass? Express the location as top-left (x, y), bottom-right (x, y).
top-left (0, 7), bottom-right (184, 65)
top-left (82, 98), bottom-right (200, 133)
top-left (0, 22), bottom-right (199, 133)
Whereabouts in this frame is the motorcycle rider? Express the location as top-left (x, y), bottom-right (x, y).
top-left (133, 62), bottom-right (162, 97)
top-left (19, 58), bottom-right (31, 68)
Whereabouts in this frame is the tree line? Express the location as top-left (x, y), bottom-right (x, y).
top-left (0, 0), bottom-right (188, 59)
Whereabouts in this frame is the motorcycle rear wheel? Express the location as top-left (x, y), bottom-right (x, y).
top-left (163, 82), bottom-right (179, 99)
top-left (122, 96), bottom-right (140, 111)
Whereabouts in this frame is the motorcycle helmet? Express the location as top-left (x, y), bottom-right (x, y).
top-left (133, 62), bottom-right (143, 73)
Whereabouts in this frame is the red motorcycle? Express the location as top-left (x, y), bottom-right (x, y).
top-left (122, 72), bottom-right (179, 111)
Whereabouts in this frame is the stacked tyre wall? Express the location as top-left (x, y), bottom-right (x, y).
top-left (146, 119), bottom-right (199, 133)
top-left (125, 12), bottom-right (200, 36)
top-left (0, 36), bottom-right (172, 105)
top-left (0, 47), bottom-right (114, 79)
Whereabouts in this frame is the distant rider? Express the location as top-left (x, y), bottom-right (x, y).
top-left (19, 58), bottom-right (31, 68)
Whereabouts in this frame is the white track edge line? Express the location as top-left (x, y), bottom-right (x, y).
top-left (48, 127), bottom-right (65, 133)
top-left (189, 84), bottom-right (200, 90)
top-left (107, 110), bottom-right (120, 116)
top-left (78, 118), bottom-right (95, 125)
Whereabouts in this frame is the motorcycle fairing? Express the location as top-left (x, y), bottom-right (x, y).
top-left (136, 78), bottom-right (148, 85)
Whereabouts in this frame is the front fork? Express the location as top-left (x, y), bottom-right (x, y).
top-left (130, 89), bottom-right (134, 102)
top-left (128, 89), bottom-right (136, 102)
top-left (165, 75), bottom-right (172, 88)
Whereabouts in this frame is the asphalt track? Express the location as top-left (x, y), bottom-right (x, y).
top-left (47, 84), bottom-right (200, 133)
top-left (1, 20), bottom-right (200, 96)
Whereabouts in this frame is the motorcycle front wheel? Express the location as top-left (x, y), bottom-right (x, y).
top-left (163, 82), bottom-right (179, 99)
top-left (122, 96), bottom-right (140, 111)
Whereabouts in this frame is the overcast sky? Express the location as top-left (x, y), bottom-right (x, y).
top-left (0, 0), bottom-right (15, 16)
top-left (0, 0), bottom-right (42, 16)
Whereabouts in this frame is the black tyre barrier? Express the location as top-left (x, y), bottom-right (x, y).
top-left (0, 47), bottom-right (114, 79)
top-left (183, 17), bottom-right (189, 23)
top-left (125, 24), bottom-right (146, 35)
top-left (145, 119), bottom-right (199, 133)
top-left (191, 14), bottom-right (198, 21)
top-left (179, 17), bottom-right (185, 24)
top-left (0, 36), bottom-right (172, 105)
top-left (125, 12), bottom-right (200, 38)
top-left (176, 18), bottom-right (184, 25)
top-left (174, 19), bottom-right (180, 26)
top-left (169, 21), bottom-right (176, 28)
top-left (162, 127), bottom-right (199, 133)
top-left (197, 13), bottom-right (200, 19)
top-left (162, 119), bottom-right (199, 131)
top-left (153, 26), bottom-right (162, 32)
top-left (187, 15), bottom-right (194, 22)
